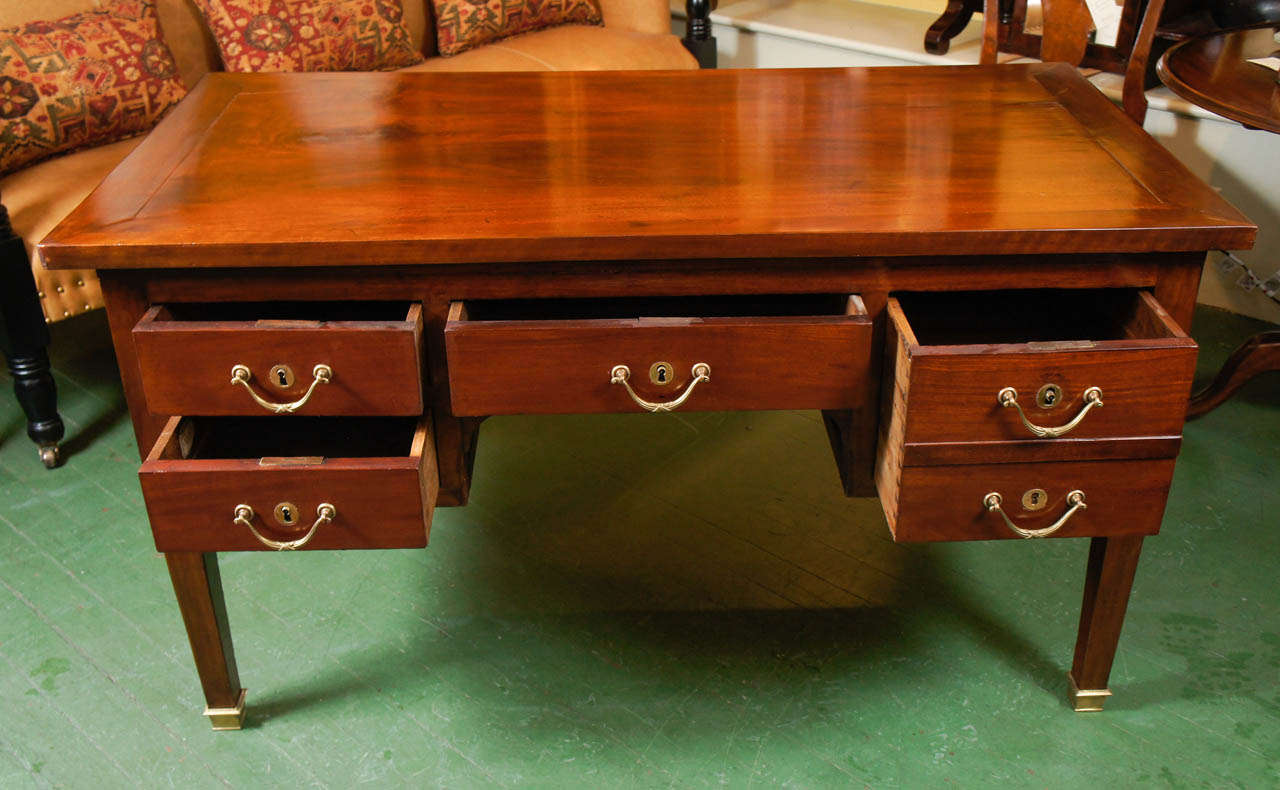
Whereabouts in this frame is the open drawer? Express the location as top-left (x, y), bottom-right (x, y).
top-left (444, 294), bottom-right (872, 415)
top-left (133, 302), bottom-right (424, 416)
top-left (882, 289), bottom-right (1197, 446)
top-left (139, 416), bottom-right (436, 552)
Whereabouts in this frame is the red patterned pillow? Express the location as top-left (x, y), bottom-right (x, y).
top-left (0, 0), bottom-right (187, 177)
top-left (432, 0), bottom-right (603, 56)
top-left (193, 0), bottom-right (424, 72)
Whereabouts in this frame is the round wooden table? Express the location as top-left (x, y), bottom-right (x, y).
top-left (1157, 24), bottom-right (1280, 133)
top-left (1158, 24), bottom-right (1280, 418)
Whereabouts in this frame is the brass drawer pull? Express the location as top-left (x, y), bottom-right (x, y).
top-left (610, 362), bottom-right (710, 413)
top-left (233, 503), bottom-right (336, 550)
top-left (983, 490), bottom-right (1086, 538)
top-left (998, 386), bottom-right (1102, 437)
top-left (230, 363), bottom-right (332, 414)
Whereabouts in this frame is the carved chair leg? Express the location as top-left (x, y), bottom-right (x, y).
top-left (0, 205), bottom-right (63, 467)
top-left (1187, 331), bottom-right (1280, 419)
top-left (924, 0), bottom-right (980, 55)
top-left (682, 0), bottom-right (717, 68)
top-left (1069, 536), bottom-right (1143, 711)
top-left (166, 553), bottom-right (246, 730)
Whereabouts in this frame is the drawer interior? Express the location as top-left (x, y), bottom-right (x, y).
top-left (160, 416), bottom-right (419, 461)
top-left (894, 289), bottom-right (1184, 346)
top-left (155, 300), bottom-right (415, 324)
top-left (459, 293), bottom-right (856, 322)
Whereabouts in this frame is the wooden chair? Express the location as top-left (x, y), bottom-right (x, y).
top-left (979, 0), bottom-right (1170, 124)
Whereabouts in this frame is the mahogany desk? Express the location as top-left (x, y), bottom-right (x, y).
top-left (40, 65), bottom-right (1255, 729)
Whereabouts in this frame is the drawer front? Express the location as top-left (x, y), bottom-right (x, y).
top-left (886, 293), bottom-right (1197, 444)
top-left (133, 304), bottom-right (424, 416)
top-left (139, 417), bottom-right (436, 552)
top-left (882, 457), bottom-right (1177, 542)
top-left (444, 298), bottom-right (872, 415)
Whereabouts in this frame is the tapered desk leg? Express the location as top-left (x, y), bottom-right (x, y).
top-left (1068, 536), bottom-right (1143, 711)
top-left (166, 553), bottom-right (245, 730)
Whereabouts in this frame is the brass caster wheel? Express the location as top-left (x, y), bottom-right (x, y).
top-left (38, 444), bottom-right (61, 469)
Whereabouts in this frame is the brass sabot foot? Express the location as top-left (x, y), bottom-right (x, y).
top-left (1068, 673), bottom-right (1111, 712)
top-left (203, 688), bottom-right (247, 731)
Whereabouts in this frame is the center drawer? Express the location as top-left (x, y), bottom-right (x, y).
top-left (133, 301), bottom-right (424, 416)
top-left (443, 294), bottom-right (872, 415)
top-left (139, 415), bottom-right (436, 552)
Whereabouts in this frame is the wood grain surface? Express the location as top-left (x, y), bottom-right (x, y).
top-left (1158, 25), bottom-right (1280, 134)
top-left (39, 66), bottom-right (1254, 270)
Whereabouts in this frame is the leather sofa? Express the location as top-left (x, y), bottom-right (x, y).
top-left (0, 0), bottom-right (709, 467)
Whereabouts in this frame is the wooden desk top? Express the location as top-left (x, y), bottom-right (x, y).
top-left (1158, 25), bottom-right (1280, 135)
top-left (40, 64), bottom-right (1255, 271)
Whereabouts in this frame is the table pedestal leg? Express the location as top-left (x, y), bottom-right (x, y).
top-left (1187, 331), bottom-right (1280, 419)
top-left (1068, 535), bottom-right (1143, 711)
top-left (166, 552), bottom-right (245, 730)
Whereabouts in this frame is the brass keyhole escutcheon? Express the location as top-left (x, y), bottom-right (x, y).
top-left (270, 364), bottom-right (296, 389)
top-left (273, 502), bottom-right (300, 527)
top-left (1036, 383), bottom-right (1063, 409)
top-left (1021, 488), bottom-right (1049, 511)
top-left (649, 361), bottom-right (674, 386)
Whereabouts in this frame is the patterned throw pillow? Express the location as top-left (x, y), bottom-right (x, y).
top-left (0, 0), bottom-right (187, 177)
top-left (193, 0), bottom-right (424, 72)
top-left (433, 0), bottom-right (603, 56)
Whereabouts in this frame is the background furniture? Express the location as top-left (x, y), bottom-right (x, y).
top-left (1158, 24), bottom-right (1280, 416)
top-left (40, 65), bottom-right (1253, 728)
top-left (929, 0), bottom-right (1216, 62)
top-left (0, 0), bottom-right (702, 467)
top-left (976, 0), bottom-right (1170, 123)
top-left (0, 201), bottom-right (61, 467)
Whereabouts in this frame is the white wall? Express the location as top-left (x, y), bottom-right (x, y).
top-left (1143, 112), bottom-right (1280, 323)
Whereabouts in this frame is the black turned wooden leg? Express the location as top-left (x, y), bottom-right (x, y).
top-left (683, 0), bottom-right (717, 68)
top-left (166, 553), bottom-right (246, 730)
top-left (1069, 536), bottom-right (1144, 711)
top-left (0, 205), bottom-right (63, 468)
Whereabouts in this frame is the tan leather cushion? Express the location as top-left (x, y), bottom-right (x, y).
top-left (598, 0), bottom-right (671, 35)
top-left (1, 137), bottom-right (142, 322)
top-left (402, 27), bottom-right (696, 72)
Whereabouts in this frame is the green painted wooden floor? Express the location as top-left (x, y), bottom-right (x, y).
top-left (1, 305), bottom-right (1276, 788)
